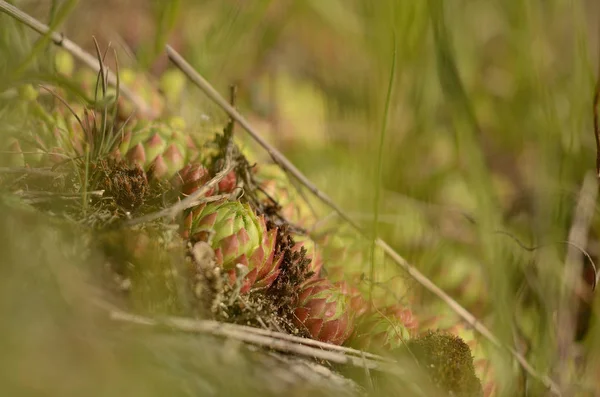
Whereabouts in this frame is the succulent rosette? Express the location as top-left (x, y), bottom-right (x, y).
top-left (314, 231), bottom-right (369, 283)
top-left (116, 118), bottom-right (195, 179)
top-left (336, 280), bottom-right (369, 318)
top-left (253, 163), bottom-right (317, 227)
top-left (1, 133), bottom-right (54, 168)
top-left (244, 218), bottom-right (283, 291)
top-left (183, 200), bottom-right (282, 293)
top-left (317, 225), bottom-right (415, 308)
top-left (293, 278), bottom-right (355, 345)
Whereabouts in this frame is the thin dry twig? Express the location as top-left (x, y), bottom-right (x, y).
top-left (96, 297), bottom-right (389, 363)
top-left (184, 193), bottom-right (232, 209)
top-left (124, 159), bottom-right (235, 227)
top-left (166, 46), bottom-right (355, 228)
top-left (166, 45), bottom-right (562, 395)
top-left (107, 307), bottom-right (396, 372)
top-left (233, 318), bottom-right (391, 362)
top-left (0, 0), bottom-right (151, 117)
top-left (377, 238), bottom-right (563, 394)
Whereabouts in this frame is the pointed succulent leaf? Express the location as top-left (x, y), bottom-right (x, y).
top-left (55, 49), bottom-right (75, 77)
top-left (217, 170), bottom-right (237, 193)
top-left (249, 217), bottom-right (283, 290)
top-left (142, 134), bottom-right (167, 165)
top-left (126, 143), bottom-right (146, 167)
top-left (336, 280), bottom-right (368, 317)
top-left (149, 155), bottom-right (169, 179)
top-left (172, 163), bottom-right (213, 196)
top-left (115, 119), bottom-right (198, 180)
top-left (157, 143), bottom-right (185, 178)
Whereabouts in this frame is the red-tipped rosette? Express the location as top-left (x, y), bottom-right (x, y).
top-left (293, 278), bottom-right (355, 345)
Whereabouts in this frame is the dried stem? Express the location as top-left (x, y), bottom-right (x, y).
top-left (124, 159), bottom-right (236, 227)
top-left (107, 307), bottom-right (396, 371)
top-left (0, 0), bottom-right (151, 117)
top-left (166, 46), bottom-right (357, 229)
top-left (166, 45), bottom-right (562, 395)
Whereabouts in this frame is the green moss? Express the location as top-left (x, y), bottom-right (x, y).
top-left (402, 330), bottom-right (483, 397)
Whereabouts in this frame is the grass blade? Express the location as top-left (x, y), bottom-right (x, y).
top-left (369, 31), bottom-right (397, 305)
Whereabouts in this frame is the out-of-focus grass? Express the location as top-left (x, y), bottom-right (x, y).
top-left (0, 197), bottom-right (363, 397)
top-left (2, 0), bottom-right (600, 395)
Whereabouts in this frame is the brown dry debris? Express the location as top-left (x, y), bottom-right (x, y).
top-left (267, 223), bottom-right (312, 309)
top-left (96, 159), bottom-right (149, 210)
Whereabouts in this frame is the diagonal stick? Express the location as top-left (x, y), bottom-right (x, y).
top-left (124, 157), bottom-right (235, 227)
top-left (166, 45), bottom-right (359, 231)
top-left (106, 307), bottom-right (395, 371)
top-left (165, 45), bottom-right (562, 395)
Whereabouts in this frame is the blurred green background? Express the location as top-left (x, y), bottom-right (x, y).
top-left (2, 0), bottom-right (600, 396)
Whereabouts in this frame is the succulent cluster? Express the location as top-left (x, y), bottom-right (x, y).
top-left (115, 118), bottom-right (192, 179)
top-left (0, 48), bottom-right (493, 396)
top-left (293, 278), bottom-right (354, 345)
top-left (183, 200), bottom-right (282, 294)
